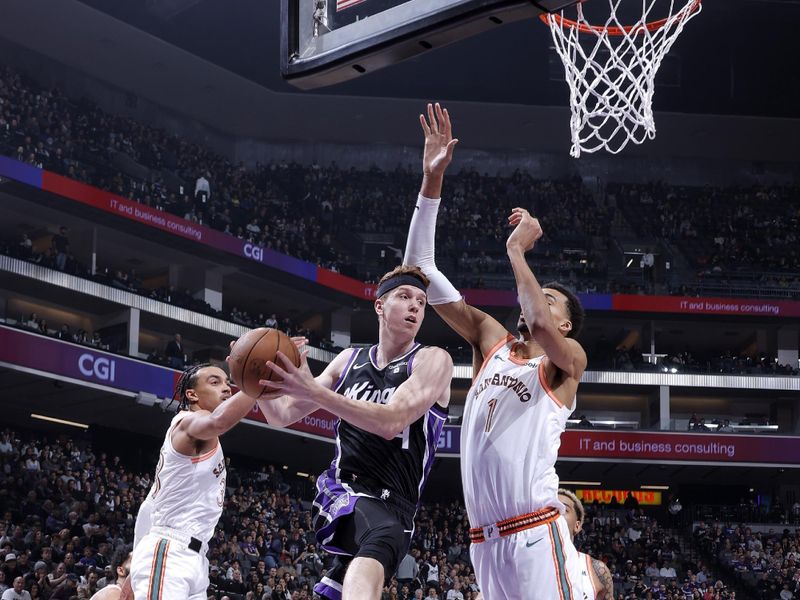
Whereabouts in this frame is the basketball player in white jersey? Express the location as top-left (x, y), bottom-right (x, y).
top-left (404, 103), bottom-right (588, 599)
top-left (129, 364), bottom-right (257, 600)
top-left (558, 489), bottom-right (614, 600)
top-left (90, 545), bottom-right (132, 600)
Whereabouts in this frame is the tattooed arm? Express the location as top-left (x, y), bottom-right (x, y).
top-left (592, 558), bottom-right (614, 600)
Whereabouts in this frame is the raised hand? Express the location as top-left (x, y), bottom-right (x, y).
top-left (259, 350), bottom-right (318, 403)
top-left (420, 102), bottom-right (459, 178)
top-left (506, 207), bottom-right (543, 253)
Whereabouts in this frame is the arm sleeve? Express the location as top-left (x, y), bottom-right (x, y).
top-left (403, 194), bottom-right (463, 306)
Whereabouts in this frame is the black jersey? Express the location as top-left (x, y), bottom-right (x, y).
top-left (321, 343), bottom-right (448, 508)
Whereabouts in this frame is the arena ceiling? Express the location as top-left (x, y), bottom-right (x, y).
top-left (76, 0), bottom-right (800, 119)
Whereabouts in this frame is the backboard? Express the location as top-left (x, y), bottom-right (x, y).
top-left (281, 0), bottom-right (579, 90)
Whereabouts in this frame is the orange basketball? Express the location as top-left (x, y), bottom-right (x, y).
top-left (228, 328), bottom-right (301, 398)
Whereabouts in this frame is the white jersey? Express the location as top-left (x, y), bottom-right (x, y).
top-left (578, 553), bottom-right (601, 599)
top-left (462, 335), bottom-right (575, 527)
top-left (150, 412), bottom-right (225, 544)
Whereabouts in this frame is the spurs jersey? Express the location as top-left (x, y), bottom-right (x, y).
top-left (462, 335), bottom-right (575, 527)
top-left (150, 412), bottom-right (226, 544)
top-left (579, 553), bottom-right (601, 599)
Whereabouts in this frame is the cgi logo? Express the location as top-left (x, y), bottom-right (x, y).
top-left (78, 353), bottom-right (116, 382)
top-left (243, 243), bottom-right (263, 262)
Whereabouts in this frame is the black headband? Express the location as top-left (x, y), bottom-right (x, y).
top-left (376, 274), bottom-right (427, 299)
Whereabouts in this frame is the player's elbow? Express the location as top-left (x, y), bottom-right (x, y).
top-left (380, 416), bottom-right (408, 440)
top-left (379, 424), bottom-right (401, 441)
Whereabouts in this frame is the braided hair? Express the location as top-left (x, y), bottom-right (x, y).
top-left (171, 363), bottom-right (213, 411)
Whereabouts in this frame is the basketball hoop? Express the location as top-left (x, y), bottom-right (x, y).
top-left (541, 0), bottom-right (702, 157)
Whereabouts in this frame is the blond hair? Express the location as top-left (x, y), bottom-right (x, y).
top-left (558, 488), bottom-right (585, 523)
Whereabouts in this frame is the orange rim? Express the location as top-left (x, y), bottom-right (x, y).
top-left (539, 0), bottom-right (701, 36)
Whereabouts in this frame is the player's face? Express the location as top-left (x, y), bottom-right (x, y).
top-left (188, 367), bottom-right (232, 412)
top-left (377, 285), bottom-right (426, 336)
top-left (558, 493), bottom-right (582, 540)
top-left (543, 288), bottom-right (572, 337)
top-left (517, 289), bottom-right (571, 337)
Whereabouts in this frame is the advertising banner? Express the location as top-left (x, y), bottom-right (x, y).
top-left (3, 157), bottom-right (800, 315)
top-left (0, 326), bottom-right (178, 397)
top-left (560, 430), bottom-right (800, 466)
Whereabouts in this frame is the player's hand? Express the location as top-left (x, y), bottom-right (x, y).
top-left (226, 337), bottom-right (308, 400)
top-left (506, 208), bottom-right (543, 253)
top-left (420, 102), bottom-right (458, 177)
top-left (259, 350), bottom-right (317, 402)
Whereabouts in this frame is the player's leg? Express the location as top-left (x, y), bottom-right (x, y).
top-left (341, 498), bottom-right (410, 600)
top-left (510, 518), bottom-right (581, 600)
top-left (131, 536), bottom-right (192, 600)
top-left (470, 536), bottom-right (512, 600)
top-left (342, 556), bottom-right (384, 599)
top-left (187, 553), bottom-right (210, 600)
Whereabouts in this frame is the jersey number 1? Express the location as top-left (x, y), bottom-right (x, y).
top-left (485, 398), bottom-right (499, 433)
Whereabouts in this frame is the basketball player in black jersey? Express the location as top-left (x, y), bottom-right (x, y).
top-left (252, 265), bottom-right (453, 600)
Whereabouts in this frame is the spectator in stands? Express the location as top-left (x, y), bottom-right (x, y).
top-left (164, 332), bottom-right (185, 369)
top-left (688, 413), bottom-right (699, 430)
top-left (1, 576), bottom-right (30, 600)
top-left (55, 324), bottom-right (71, 341)
top-left (49, 573), bottom-right (79, 599)
top-left (396, 553), bottom-right (418, 589)
top-left (195, 172), bottom-right (211, 203)
top-left (18, 234), bottom-right (31, 260)
top-left (658, 561), bottom-right (677, 581)
top-left (50, 226), bottom-right (69, 272)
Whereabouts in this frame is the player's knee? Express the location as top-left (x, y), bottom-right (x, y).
top-left (356, 520), bottom-right (406, 576)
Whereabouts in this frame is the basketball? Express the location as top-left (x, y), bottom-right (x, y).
top-left (228, 328), bottom-right (301, 398)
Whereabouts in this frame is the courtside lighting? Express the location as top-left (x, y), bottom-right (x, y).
top-left (641, 485), bottom-right (669, 490)
top-left (283, 465), bottom-right (289, 470)
top-left (626, 258), bottom-right (634, 268)
top-left (561, 481), bottom-right (602, 486)
top-left (31, 413), bottom-right (89, 430)
top-left (296, 472), bottom-right (310, 478)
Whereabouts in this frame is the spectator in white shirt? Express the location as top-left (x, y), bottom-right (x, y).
top-left (659, 563), bottom-right (677, 579)
top-left (194, 174), bottom-right (210, 200)
top-left (1, 576), bottom-right (31, 600)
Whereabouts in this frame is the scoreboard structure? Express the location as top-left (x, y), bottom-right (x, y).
top-left (281, 0), bottom-right (577, 89)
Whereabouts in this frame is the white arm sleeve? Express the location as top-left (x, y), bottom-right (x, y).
top-left (403, 194), bottom-right (463, 306)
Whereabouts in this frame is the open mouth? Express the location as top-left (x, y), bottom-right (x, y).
top-left (404, 316), bottom-right (417, 324)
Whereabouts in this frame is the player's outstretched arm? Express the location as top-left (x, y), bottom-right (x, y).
top-left (254, 348), bottom-right (354, 428)
top-left (179, 389), bottom-right (260, 441)
top-left (506, 208), bottom-right (587, 382)
top-left (260, 347), bottom-right (453, 440)
top-left (405, 103), bottom-right (508, 358)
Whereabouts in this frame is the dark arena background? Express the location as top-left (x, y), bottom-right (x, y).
top-left (0, 0), bottom-right (799, 599)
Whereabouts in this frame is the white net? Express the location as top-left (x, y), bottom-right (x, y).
top-left (544, 0), bottom-right (702, 158)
